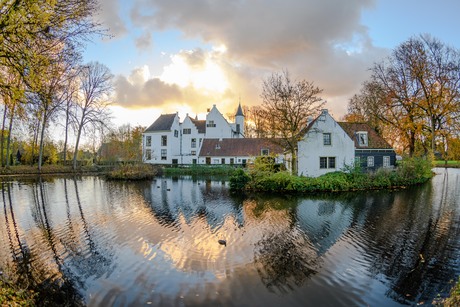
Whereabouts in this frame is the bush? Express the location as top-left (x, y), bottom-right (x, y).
top-left (229, 168), bottom-right (250, 190)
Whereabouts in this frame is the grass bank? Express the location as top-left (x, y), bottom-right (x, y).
top-left (230, 157), bottom-right (434, 193)
top-left (0, 164), bottom-right (113, 177)
top-left (0, 279), bottom-right (35, 306)
top-left (106, 163), bottom-right (159, 180)
top-left (434, 160), bottom-right (460, 168)
top-left (163, 165), bottom-right (240, 176)
top-left (443, 278), bottom-right (460, 306)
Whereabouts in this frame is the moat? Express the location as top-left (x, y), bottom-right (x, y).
top-left (1, 168), bottom-right (459, 306)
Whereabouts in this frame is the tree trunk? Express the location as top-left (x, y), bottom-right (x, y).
top-left (38, 112), bottom-right (47, 171)
top-left (6, 104), bottom-right (15, 167)
top-left (431, 117), bottom-right (436, 154)
top-left (1, 103), bottom-right (7, 167)
top-left (72, 122), bottom-right (84, 171)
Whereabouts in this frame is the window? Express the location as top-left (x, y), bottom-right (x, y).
top-left (357, 132), bottom-right (368, 147)
top-left (323, 133), bottom-right (331, 145)
top-left (261, 148), bottom-right (269, 155)
top-left (221, 158), bottom-right (225, 164)
top-left (161, 149), bottom-right (167, 160)
top-left (183, 128), bottom-right (191, 134)
top-left (230, 158), bottom-right (234, 165)
top-left (145, 149), bottom-right (151, 160)
top-left (213, 159), bottom-right (220, 164)
top-left (191, 138), bottom-right (196, 148)
top-left (320, 157), bottom-right (327, 169)
top-left (328, 157), bottom-right (336, 168)
top-left (207, 120), bottom-right (216, 127)
top-left (236, 124), bottom-right (240, 134)
top-left (320, 157), bottom-right (336, 169)
top-left (215, 143), bottom-right (221, 149)
top-left (367, 156), bottom-right (374, 167)
top-left (192, 159), bottom-right (197, 164)
top-left (146, 136), bottom-right (151, 146)
top-left (191, 151), bottom-right (196, 155)
top-left (161, 135), bottom-right (167, 146)
top-left (174, 130), bottom-right (178, 137)
top-left (383, 156), bottom-right (390, 168)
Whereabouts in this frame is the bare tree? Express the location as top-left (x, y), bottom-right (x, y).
top-left (72, 62), bottom-right (113, 170)
top-left (364, 35), bottom-right (460, 156)
top-left (260, 70), bottom-right (325, 174)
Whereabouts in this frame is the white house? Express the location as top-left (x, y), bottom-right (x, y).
top-left (297, 109), bottom-right (355, 177)
top-left (143, 103), bottom-right (245, 165)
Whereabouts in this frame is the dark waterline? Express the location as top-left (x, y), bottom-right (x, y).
top-left (1, 169), bottom-right (459, 306)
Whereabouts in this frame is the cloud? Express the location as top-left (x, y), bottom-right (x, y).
top-left (126, 0), bottom-right (387, 116)
top-left (97, 0), bottom-right (127, 37)
top-left (135, 31), bottom-right (152, 50)
top-left (114, 66), bottom-right (183, 108)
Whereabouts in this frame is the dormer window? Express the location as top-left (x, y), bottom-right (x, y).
top-left (215, 143), bottom-right (221, 149)
top-left (357, 131), bottom-right (368, 147)
top-left (207, 120), bottom-right (216, 128)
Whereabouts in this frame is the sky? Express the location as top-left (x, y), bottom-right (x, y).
top-left (82, 0), bottom-right (460, 128)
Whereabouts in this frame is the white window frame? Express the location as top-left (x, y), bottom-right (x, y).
top-left (367, 156), bottom-right (374, 167)
top-left (383, 156), bottom-right (390, 168)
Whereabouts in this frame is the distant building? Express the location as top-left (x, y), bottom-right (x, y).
top-left (143, 105), bottom-right (396, 176)
top-left (143, 103), bottom-right (250, 165)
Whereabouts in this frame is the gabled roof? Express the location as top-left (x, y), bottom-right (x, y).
top-left (144, 114), bottom-right (176, 132)
top-left (338, 122), bottom-right (393, 149)
top-left (190, 117), bottom-right (206, 134)
top-left (199, 138), bottom-right (285, 157)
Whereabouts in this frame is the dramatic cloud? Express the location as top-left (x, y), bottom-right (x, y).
top-left (125, 0), bottom-right (386, 116)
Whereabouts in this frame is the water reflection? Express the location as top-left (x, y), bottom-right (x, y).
top-left (0, 169), bottom-right (459, 306)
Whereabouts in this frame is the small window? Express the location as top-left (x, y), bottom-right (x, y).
top-left (236, 124), bottom-right (240, 133)
top-left (215, 143), bottom-right (221, 149)
top-left (183, 128), bottom-right (191, 134)
top-left (174, 130), bottom-right (178, 137)
top-left (161, 135), bottom-right (167, 146)
top-left (320, 157), bottom-right (327, 169)
top-left (213, 158), bottom-right (220, 164)
top-left (191, 138), bottom-right (196, 148)
top-left (261, 148), bottom-right (269, 156)
top-left (191, 150), bottom-right (196, 155)
top-left (367, 156), bottom-right (374, 167)
top-left (146, 136), bottom-right (151, 146)
top-left (192, 159), bottom-right (197, 164)
top-left (221, 158), bottom-right (225, 164)
top-left (161, 149), bottom-right (167, 160)
top-left (383, 156), bottom-right (390, 168)
top-left (207, 120), bottom-right (216, 127)
top-left (145, 149), bottom-right (151, 160)
top-left (328, 157), bottom-right (336, 169)
top-left (323, 133), bottom-right (331, 146)
top-left (357, 132), bottom-right (368, 147)
top-left (320, 157), bottom-right (335, 169)
top-left (230, 158), bottom-right (234, 165)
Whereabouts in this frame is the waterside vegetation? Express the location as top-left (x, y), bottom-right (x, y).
top-left (230, 156), bottom-right (434, 193)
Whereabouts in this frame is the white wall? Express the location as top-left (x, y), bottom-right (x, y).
top-left (297, 110), bottom-right (355, 177)
top-left (205, 105), bottom-right (233, 139)
top-left (176, 116), bottom-right (204, 164)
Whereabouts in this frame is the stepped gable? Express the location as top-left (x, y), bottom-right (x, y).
top-left (190, 117), bottom-right (206, 134)
top-left (338, 122), bottom-right (392, 149)
top-left (144, 114), bottom-right (176, 132)
top-left (199, 138), bottom-right (284, 157)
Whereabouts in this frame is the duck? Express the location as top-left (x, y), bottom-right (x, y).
top-left (218, 239), bottom-right (227, 247)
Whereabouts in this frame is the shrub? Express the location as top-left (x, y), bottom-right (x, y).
top-left (229, 168), bottom-right (250, 190)
top-left (107, 163), bottom-right (157, 180)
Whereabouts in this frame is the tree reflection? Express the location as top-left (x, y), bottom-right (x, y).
top-left (248, 195), bottom-right (319, 294)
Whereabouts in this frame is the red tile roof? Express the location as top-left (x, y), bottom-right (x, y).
top-left (199, 138), bottom-right (285, 157)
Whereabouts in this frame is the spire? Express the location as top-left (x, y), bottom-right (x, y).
top-left (235, 98), bottom-right (244, 117)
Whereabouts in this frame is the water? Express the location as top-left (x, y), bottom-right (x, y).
top-left (1, 168), bottom-right (459, 306)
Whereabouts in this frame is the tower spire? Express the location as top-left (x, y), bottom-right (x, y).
top-left (235, 97), bottom-right (244, 117)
